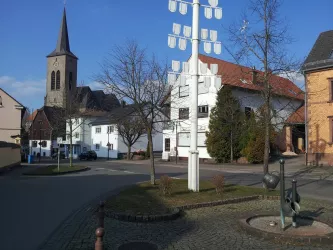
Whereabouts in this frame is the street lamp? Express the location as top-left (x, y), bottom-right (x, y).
top-left (167, 0), bottom-right (223, 192)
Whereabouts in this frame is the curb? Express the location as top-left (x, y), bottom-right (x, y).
top-left (23, 166), bottom-right (90, 176)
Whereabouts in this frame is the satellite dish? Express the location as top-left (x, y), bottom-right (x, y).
top-left (208, 0), bottom-right (218, 7)
top-left (168, 35), bottom-right (176, 48)
top-left (214, 42), bottom-right (222, 55)
top-left (172, 60), bottom-right (180, 72)
top-left (183, 62), bottom-right (190, 74)
top-left (201, 29), bottom-right (208, 40)
top-left (204, 42), bottom-right (211, 54)
top-left (183, 25), bottom-right (192, 38)
top-left (210, 64), bottom-right (218, 74)
top-left (210, 30), bottom-right (217, 42)
top-left (215, 8), bottom-right (222, 19)
top-left (179, 38), bottom-right (187, 50)
top-left (179, 2), bottom-right (188, 15)
top-left (204, 7), bottom-right (213, 19)
top-left (200, 63), bottom-right (208, 74)
top-left (173, 23), bottom-right (181, 35)
top-left (168, 0), bottom-right (177, 12)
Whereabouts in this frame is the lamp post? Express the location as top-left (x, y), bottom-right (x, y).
top-left (38, 120), bottom-right (42, 163)
top-left (167, 0), bottom-right (223, 191)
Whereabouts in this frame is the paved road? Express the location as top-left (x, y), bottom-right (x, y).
top-left (0, 158), bottom-right (332, 250)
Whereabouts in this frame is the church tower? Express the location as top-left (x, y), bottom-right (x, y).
top-left (45, 8), bottom-right (78, 109)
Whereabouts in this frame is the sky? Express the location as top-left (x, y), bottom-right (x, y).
top-left (0, 0), bottom-right (332, 110)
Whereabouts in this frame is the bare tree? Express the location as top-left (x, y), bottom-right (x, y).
top-left (95, 41), bottom-right (169, 185)
top-left (116, 114), bottom-right (146, 160)
top-left (228, 0), bottom-right (301, 175)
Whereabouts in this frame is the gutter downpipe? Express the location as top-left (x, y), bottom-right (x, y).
top-left (303, 70), bottom-right (308, 166)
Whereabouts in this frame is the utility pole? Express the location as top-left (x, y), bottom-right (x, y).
top-left (168, 0), bottom-right (223, 191)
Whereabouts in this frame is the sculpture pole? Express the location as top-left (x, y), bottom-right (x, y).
top-left (280, 159), bottom-right (285, 230)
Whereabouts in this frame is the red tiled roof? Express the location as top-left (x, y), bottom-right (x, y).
top-left (27, 110), bottom-right (38, 122)
top-left (198, 54), bottom-right (304, 100)
top-left (286, 105), bottom-right (305, 124)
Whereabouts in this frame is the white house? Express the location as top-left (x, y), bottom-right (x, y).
top-left (162, 54), bottom-right (304, 161)
top-left (90, 105), bottom-right (164, 159)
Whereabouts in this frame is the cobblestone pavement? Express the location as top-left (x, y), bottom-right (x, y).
top-left (40, 199), bottom-right (333, 250)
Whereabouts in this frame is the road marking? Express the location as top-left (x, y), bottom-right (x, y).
top-left (123, 170), bottom-right (135, 174)
top-left (96, 168), bottom-right (105, 170)
top-left (108, 169), bottom-right (117, 172)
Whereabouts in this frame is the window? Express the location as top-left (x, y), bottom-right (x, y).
top-left (69, 72), bottom-right (73, 90)
top-left (198, 105), bottom-right (209, 118)
top-left (245, 107), bottom-right (253, 119)
top-left (179, 85), bottom-right (189, 97)
top-left (165, 138), bottom-right (170, 152)
top-left (95, 127), bottom-right (101, 133)
top-left (330, 80), bottom-right (333, 102)
top-left (32, 141), bottom-right (37, 147)
top-left (42, 141), bottom-right (47, 148)
top-left (107, 126), bottom-right (114, 133)
top-left (75, 132), bottom-right (79, 139)
top-left (330, 118), bottom-right (333, 144)
top-left (108, 143), bottom-right (114, 150)
top-left (56, 70), bottom-right (61, 90)
top-left (179, 108), bottom-right (189, 119)
top-left (0, 95), bottom-right (2, 107)
top-left (75, 118), bottom-right (79, 125)
top-left (51, 71), bottom-right (55, 90)
top-left (95, 144), bottom-right (100, 151)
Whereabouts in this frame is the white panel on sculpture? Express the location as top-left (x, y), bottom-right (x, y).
top-left (183, 25), bottom-right (192, 38)
top-left (204, 7), bottom-right (213, 19)
top-left (204, 77), bottom-right (211, 88)
top-left (200, 63), bottom-right (208, 75)
top-left (214, 77), bottom-right (222, 90)
top-left (210, 64), bottom-right (218, 74)
top-left (180, 75), bottom-right (187, 86)
top-left (201, 29), bottom-right (208, 40)
top-left (178, 133), bottom-right (190, 147)
top-left (173, 23), bottom-right (181, 35)
top-left (198, 132), bottom-right (207, 147)
top-left (215, 8), bottom-right (223, 19)
top-left (172, 60), bottom-right (180, 72)
top-left (198, 82), bottom-right (209, 94)
top-left (204, 42), bottom-right (211, 54)
top-left (168, 0), bottom-right (177, 12)
top-left (179, 38), bottom-right (187, 50)
top-left (179, 2), bottom-right (188, 15)
top-left (168, 35), bottom-right (176, 48)
top-left (179, 85), bottom-right (189, 97)
top-left (214, 42), bottom-right (222, 55)
top-left (183, 62), bottom-right (190, 74)
top-left (168, 73), bottom-right (176, 85)
top-left (208, 0), bottom-right (218, 7)
top-left (210, 30), bottom-right (217, 42)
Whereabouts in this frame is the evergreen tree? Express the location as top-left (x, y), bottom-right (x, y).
top-left (206, 86), bottom-right (244, 163)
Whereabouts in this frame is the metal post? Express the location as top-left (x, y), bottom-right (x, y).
top-left (95, 227), bottom-right (104, 250)
top-left (107, 132), bottom-right (110, 160)
top-left (39, 121), bottom-right (42, 163)
top-left (279, 158), bottom-right (285, 230)
top-left (98, 201), bottom-right (105, 228)
top-left (176, 123), bottom-right (178, 164)
top-left (188, 0), bottom-right (200, 192)
top-left (292, 179), bottom-right (297, 228)
top-left (57, 145), bottom-right (60, 172)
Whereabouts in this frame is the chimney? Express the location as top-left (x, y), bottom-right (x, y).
top-left (121, 100), bottom-right (126, 108)
top-left (251, 66), bottom-right (257, 84)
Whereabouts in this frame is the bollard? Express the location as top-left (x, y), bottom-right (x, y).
top-left (292, 179), bottom-right (297, 228)
top-left (95, 227), bottom-right (104, 250)
top-left (279, 158), bottom-right (285, 230)
top-left (98, 201), bottom-right (105, 228)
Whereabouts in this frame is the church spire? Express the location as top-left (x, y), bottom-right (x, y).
top-left (47, 8), bottom-right (78, 59)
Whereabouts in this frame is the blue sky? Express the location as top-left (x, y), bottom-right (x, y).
top-left (0, 0), bottom-right (332, 110)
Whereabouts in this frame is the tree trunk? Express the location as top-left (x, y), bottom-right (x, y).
top-left (69, 120), bottom-right (73, 167)
top-left (147, 128), bottom-right (155, 185)
top-left (127, 145), bottom-right (131, 160)
top-left (230, 130), bottom-right (233, 163)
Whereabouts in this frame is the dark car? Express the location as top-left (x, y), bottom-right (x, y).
top-left (79, 150), bottom-right (97, 160)
top-left (52, 152), bottom-right (66, 160)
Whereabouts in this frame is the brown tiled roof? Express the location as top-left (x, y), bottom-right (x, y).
top-left (198, 54), bottom-right (304, 100)
top-left (27, 110), bottom-right (38, 121)
top-left (286, 105), bottom-right (305, 124)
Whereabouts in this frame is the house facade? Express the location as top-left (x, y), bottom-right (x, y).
top-left (302, 30), bottom-right (333, 166)
top-left (0, 88), bottom-right (26, 144)
top-left (162, 55), bottom-right (304, 161)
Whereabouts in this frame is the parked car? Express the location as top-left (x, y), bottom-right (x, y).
top-left (52, 152), bottom-right (66, 160)
top-left (79, 151), bottom-right (97, 161)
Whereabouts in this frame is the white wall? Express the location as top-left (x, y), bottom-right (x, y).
top-left (29, 140), bottom-right (52, 157)
top-left (163, 57), bottom-right (303, 159)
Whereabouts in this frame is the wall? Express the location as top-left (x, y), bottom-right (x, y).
top-left (0, 89), bottom-right (23, 143)
top-left (0, 142), bottom-right (20, 169)
top-left (29, 140), bottom-right (52, 157)
top-left (306, 68), bottom-right (333, 164)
